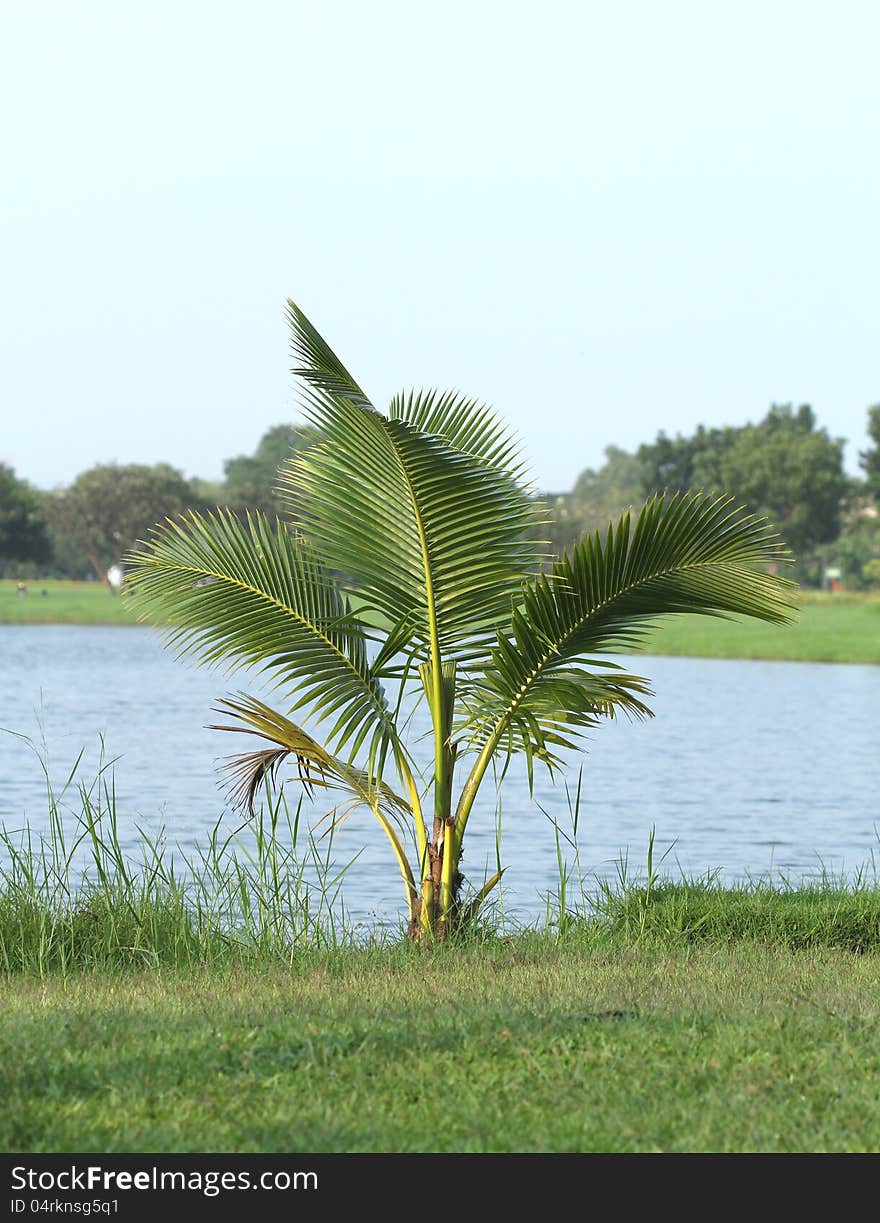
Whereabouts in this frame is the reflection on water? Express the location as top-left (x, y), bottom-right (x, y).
top-left (1, 625), bottom-right (878, 928)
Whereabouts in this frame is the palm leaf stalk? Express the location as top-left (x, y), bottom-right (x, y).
top-left (125, 299), bottom-right (797, 941)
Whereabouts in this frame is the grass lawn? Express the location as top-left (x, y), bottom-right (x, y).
top-left (2, 581), bottom-right (879, 663)
top-left (3, 936), bottom-right (879, 1153)
top-left (0, 579), bottom-right (135, 625)
top-left (636, 591), bottom-right (880, 665)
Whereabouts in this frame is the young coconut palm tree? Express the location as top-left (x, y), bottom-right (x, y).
top-left (125, 300), bottom-right (797, 940)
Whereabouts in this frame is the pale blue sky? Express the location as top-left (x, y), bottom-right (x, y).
top-left (2, 0), bottom-right (878, 494)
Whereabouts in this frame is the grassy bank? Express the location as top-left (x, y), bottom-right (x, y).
top-left (3, 580), bottom-right (878, 663)
top-left (3, 792), bottom-right (880, 1152)
top-left (4, 935), bottom-right (880, 1153)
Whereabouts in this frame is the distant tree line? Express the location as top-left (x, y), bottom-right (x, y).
top-left (543, 403), bottom-right (880, 588)
top-left (2, 406), bottom-right (879, 589)
top-left (0, 425), bottom-right (317, 584)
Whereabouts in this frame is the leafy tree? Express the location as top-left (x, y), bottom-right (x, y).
top-left (223, 424), bottom-right (317, 517)
top-left (126, 301), bottom-right (796, 942)
top-left (0, 464), bottom-right (51, 571)
top-left (860, 404), bottom-right (880, 502)
top-left (543, 446), bottom-right (644, 557)
top-left (55, 463), bottom-right (196, 580)
top-left (637, 430), bottom-right (697, 497)
top-left (636, 426), bottom-right (733, 499)
top-left (572, 445), bottom-right (642, 523)
top-left (189, 477), bottom-right (227, 509)
top-left (690, 405), bottom-right (847, 558)
top-left (41, 490), bottom-right (92, 579)
top-left (638, 407), bottom-right (847, 565)
top-left (819, 515), bottom-right (880, 589)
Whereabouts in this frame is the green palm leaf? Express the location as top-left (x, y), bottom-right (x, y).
top-left (123, 508), bottom-right (399, 771)
top-left (457, 492), bottom-right (796, 813)
top-left (388, 387), bottom-right (529, 480)
top-left (210, 693), bottom-right (418, 908)
top-left (210, 694), bottom-right (411, 824)
top-left (277, 301), bottom-right (543, 662)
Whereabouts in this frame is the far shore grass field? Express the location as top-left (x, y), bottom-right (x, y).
top-left (0, 578), bottom-right (135, 626)
top-left (3, 579), bottom-right (879, 663)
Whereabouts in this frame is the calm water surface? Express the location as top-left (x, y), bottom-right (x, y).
top-left (1, 626), bottom-right (878, 929)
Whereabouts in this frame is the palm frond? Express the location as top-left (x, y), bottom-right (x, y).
top-left (123, 508), bottom-right (399, 772)
top-left (212, 694), bottom-right (419, 910)
top-left (210, 695), bottom-right (412, 826)
top-left (461, 491), bottom-right (797, 765)
top-left (284, 299), bottom-right (375, 411)
top-left (277, 301), bottom-right (542, 662)
top-left (388, 387), bottom-right (528, 480)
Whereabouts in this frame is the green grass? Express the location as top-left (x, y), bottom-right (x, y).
top-left (0, 765), bottom-right (360, 975)
top-left (0, 579), bottom-right (136, 625)
top-left (3, 940), bottom-right (880, 1153)
top-left (3, 580), bottom-right (878, 663)
top-left (596, 878), bottom-right (880, 950)
top-left (5, 783), bottom-right (880, 974)
top-left (636, 590), bottom-right (880, 664)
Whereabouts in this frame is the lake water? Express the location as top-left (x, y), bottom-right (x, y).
top-left (1, 625), bottom-right (878, 930)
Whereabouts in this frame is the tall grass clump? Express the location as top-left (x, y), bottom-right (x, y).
top-left (593, 866), bottom-right (880, 951)
top-left (581, 816), bottom-right (880, 949)
top-left (0, 746), bottom-right (373, 975)
top-left (532, 781), bottom-right (880, 953)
